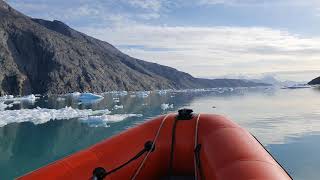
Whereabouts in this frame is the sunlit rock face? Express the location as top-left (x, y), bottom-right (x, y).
top-left (0, 0), bottom-right (267, 96)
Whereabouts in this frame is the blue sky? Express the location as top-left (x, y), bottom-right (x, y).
top-left (6, 0), bottom-right (320, 81)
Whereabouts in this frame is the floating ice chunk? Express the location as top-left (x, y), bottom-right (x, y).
top-left (68, 92), bottom-right (81, 97)
top-left (67, 92), bottom-right (104, 103)
top-left (20, 94), bottom-right (37, 103)
top-left (57, 97), bottom-right (66, 101)
top-left (7, 103), bottom-right (14, 108)
top-left (12, 101), bottom-right (20, 104)
top-left (113, 97), bottom-right (120, 103)
top-left (0, 107), bottom-right (110, 127)
top-left (114, 105), bottom-right (124, 109)
top-left (161, 103), bottom-right (174, 110)
top-left (106, 91), bottom-right (128, 96)
top-left (0, 95), bottom-right (14, 100)
top-left (136, 91), bottom-right (150, 98)
top-left (119, 91), bottom-right (128, 96)
top-left (157, 90), bottom-right (170, 95)
top-left (0, 94), bottom-right (38, 103)
top-left (0, 102), bottom-right (8, 111)
top-left (80, 113), bottom-right (143, 127)
top-left (107, 114), bottom-right (143, 122)
top-left (79, 93), bottom-right (103, 101)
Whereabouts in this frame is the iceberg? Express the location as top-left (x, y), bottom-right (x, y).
top-left (81, 113), bottom-right (143, 123)
top-left (161, 103), bottom-right (174, 110)
top-left (67, 92), bottom-right (104, 103)
top-left (79, 113), bottom-right (143, 127)
top-left (0, 101), bottom-right (8, 111)
top-left (114, 105), bottom-right (124, 109)
top-left (0, 94), bottom-right (38, 103)
top-left (0, 107), bottom-right (110, 127)
top-left (136, 91), bottom-right (150, 98)
top-left (78, 93), bottom-right (104, 102)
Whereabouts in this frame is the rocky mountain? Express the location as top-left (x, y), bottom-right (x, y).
top-left (308, 77), bottom-right (320, 85)
top-left (0, 0), bottom-right (268, 95)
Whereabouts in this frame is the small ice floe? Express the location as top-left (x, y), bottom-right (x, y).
top-left (78, 93), bottom-right (104, 103)
top-left (0, 94), bottom-right (38, 106)
top-left (136, 91), bottom-right (150, 98)
top-left (161, 103), bottom-right (174, 110)
top-left (108, 91), bottom-right (128, 96)
top-left (0, 107), bottom-right (110, 127)
top-left (56, 97), bottom-right (66, 101)
top-left (113, 97), bottom-right (120, 103)
top-left (67, 92), bottom-right (104, 103)
top-left (68, 92), bottom-right (81, 97)
top-left (0, 94), bottom-right (38, 102)
top-left (0, 95), bottom-right (14, 100)
top-left (114, 105), bottom-right (124, 109)
top-left (80, 113), bottom-right (143, 127)
top-left (157, 90), bottom-right (171, 95)
top-left (12, 101), bottom-right (20, 104)
top-left (118, 91), bottom-right (128, 96)
top-left (19, 94), bottom-right (38, 103)
top-left (216, 88), bottom-right (226, 94)
top-left (0, 102), bottom-right (8, 111)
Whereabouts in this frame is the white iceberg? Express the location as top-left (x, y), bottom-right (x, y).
top-left (161, 103), bottom-right (174, 110)
top-left (67, 92), bottom-right (104, 103)
top-left (0, 94), bottom-right (38, 103)
top-left (0, 107), bottom-right (110, 127)
top-left (136, 91), bottom-right (150, 98)
top-left (0, 102), bottom-right (8, 111)
top-left (114, 105), bottom-right (124, 109)
top-left (113, 97), bottom-right (120, 103)
top-left (81, 113), bottom-right (142, 123)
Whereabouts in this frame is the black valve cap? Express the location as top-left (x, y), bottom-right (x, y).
top-left (144, 141), bottom-right (155, 152)
top-left (177, 109), bottom-right (193, 120)
top-left (92, 167), bottom-right (107, 180)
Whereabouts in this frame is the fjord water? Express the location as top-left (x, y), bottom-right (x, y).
top-left (0, 87), bottom-right (319, 180)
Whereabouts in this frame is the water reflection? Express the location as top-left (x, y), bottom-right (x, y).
top-left (0, 87), bottom-right (319, 179)
top-left (268, 134), bottom-right (320, 180)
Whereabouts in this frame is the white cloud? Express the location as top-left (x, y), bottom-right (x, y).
top-left (79, 24), bottom-right (320, 79)
top-left (126, 0), bottom-right (163, 12)
top-left (199, 0), bottom-right (320, 7)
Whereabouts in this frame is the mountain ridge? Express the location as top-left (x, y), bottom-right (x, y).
top-left (0, 0), bottom-right (268, 95)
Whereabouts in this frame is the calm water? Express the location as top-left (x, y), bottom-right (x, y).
top-left (0, 87), bottom-right (319, 179)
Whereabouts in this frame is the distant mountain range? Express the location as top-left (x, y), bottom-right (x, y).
top-left (249, 76), bottom-right (305, 87)
top-left (208, 75), bottom-right (304, 87)
top-left (0, 0), bottom-right (268, 95)
top-left (308, 77), bottom-right (320, 85)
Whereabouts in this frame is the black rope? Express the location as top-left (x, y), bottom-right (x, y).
top-left (167, 118), bottom-right (178, 179)
top-left (194, 144), bottom-right (204, 180)
top-left (92, 141), bottom-right (155, 180)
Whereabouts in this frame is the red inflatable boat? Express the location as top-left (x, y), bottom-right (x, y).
top-left (18, 109), bottom-right (292, 180)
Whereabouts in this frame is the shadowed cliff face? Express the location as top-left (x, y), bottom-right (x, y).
top-left (0, 0), bottom-right (268, 95)
top-left (308, 77), bottom-right (320, 85)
